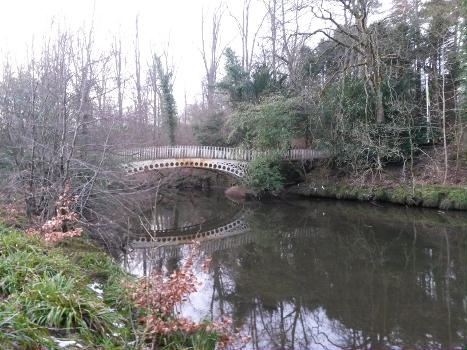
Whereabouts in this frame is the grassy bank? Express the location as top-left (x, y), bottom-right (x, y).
top-left (288, 182), bottom-right (467, 210)
top-left (0, 223), bottom-right (133, 349)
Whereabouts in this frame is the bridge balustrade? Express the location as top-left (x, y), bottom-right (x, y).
top-left (117, 145), bottom-right (325, 163)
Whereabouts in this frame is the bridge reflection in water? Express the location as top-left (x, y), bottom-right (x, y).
top-left (131, 209), bottom-right (251, 255)
top-left (121, 196), bottom-right (466, 350)
top-left (129, 207), bottom-right (323, 258)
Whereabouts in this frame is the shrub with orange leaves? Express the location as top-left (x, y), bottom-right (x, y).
top-left (26, 182), bottom-right (82, 243)
top-left (0, 201), bottom-right (26, 226)
top-left (125, 242), bottom-right (248, 348)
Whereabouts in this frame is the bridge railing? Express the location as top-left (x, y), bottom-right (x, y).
top-left (117, 146), bottom-right (253, 162)
top-left (116, 146), bottom-right (326, 163)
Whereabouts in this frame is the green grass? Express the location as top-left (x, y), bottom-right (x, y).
top-left (0, 307), bottom-right (57, 350)
top-left (439, 186), bottom-right (467, 210)
top-left (17, 273), bottom-right (120, 340)
top-left (160, 329), bottom-right (218, 350)
top-left (0, 224), bottom-right (133, 349)
top-left (0, 229), bottom-right (75, 296)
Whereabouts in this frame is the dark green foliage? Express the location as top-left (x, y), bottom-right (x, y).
top-left (193, 111), bottom-right (229, 146)
top-left (218, 48), bottom-right (252, 103)
top-left (59, 240), bottom-right (132, 311)
top-left (0, 229), bottom-right (75, 296)
top-left (199, 50), bottom-right (283, 149)
top-left (0, 250), bottom-right (67, 296)
top-left (229, 95), bottom-right (307, 150)
top-left (251, 64), bottom-right (273, 99)
top-left (308, 76), bottom-right (435, 173)
top-left (244, 152), bottom-right (284, 192)
top-left (218, 48), bottom-right (276, 104)
top-left (439, 186), bottom-right (467, 210)
top-left (155, 56), bottom-right (177, 145)
top-left (225, 94), bottom-right (308, 192)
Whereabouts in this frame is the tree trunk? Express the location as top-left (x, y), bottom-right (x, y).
top-left (442, 64), bottom-right (448, 184)
top-left (375, 84), bottom-right (384, 124)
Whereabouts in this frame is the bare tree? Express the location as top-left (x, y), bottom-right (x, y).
top-left (200, 4), bottom-right (226, 109)
top-left (0, 24), bottom-right (106, 219)
top-left (277, 0), bottom-right (309, 88)
top-left (112, 36), bottom-right (125, 120)
top-left (67, 25), bottom-right (95, 176)
top-left (134, 15), bottom-right (147, 126)
top-left (230, 0), bottom-right (267, 73)
top-left (147, 52), bottom-right (162, 142)
top-left (263, 0), bottom-right (278, 80)
top-left (95, 55), bottom-right (111, 118)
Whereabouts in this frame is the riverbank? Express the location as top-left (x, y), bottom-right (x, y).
top-left (0, 223), bottom-right (133, 349)
top-left (288, 179), bottom-right (467, 210)
top-left (284, 146), bottom-right (467, 210)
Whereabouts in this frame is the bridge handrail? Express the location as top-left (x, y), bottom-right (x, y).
top-left (115, 145), bottom-right (326, 162)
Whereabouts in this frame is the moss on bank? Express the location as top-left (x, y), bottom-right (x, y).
top-left (288, 183), bottom-right (467, 210)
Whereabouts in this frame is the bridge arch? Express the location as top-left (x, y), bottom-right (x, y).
top-left (131, 214), bottom-right (250, 248)
top-left (124, 158), bottom-right (248, 178)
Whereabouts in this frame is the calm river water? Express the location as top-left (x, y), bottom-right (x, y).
top-left (119, 188), bottom-right (466, 350)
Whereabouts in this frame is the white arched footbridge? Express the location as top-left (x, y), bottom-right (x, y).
top-left (117, 146), bottom-right (326, 178)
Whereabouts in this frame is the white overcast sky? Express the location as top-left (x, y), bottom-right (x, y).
top-left (0, 0), bottom-right (393, 106)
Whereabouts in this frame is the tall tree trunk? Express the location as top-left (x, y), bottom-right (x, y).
top-left (375, 84), bottom-right (384, 124)
top-left (442, 60), bottom-right (448, 184)
top-left (269, 0), bottom-right (277, 81)
top-left (134, 16), bottom-right (145, 125)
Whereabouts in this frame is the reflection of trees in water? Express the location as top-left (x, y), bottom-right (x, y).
top-left (150, 189), bottom-right (238, 231)
top-left (123, 198), bottom-right (466, 350)
top-left (208, 209), bottom-right (466, 350)
top-left (247, 302), bottom-right (353, 350)
top-left (145, 189), bottom-right (241, 236)
top-left (125, 245), bottom-right (184, 277)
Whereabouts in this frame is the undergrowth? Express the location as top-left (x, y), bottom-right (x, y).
top-left (0, 224), bottom-right (132, 349)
